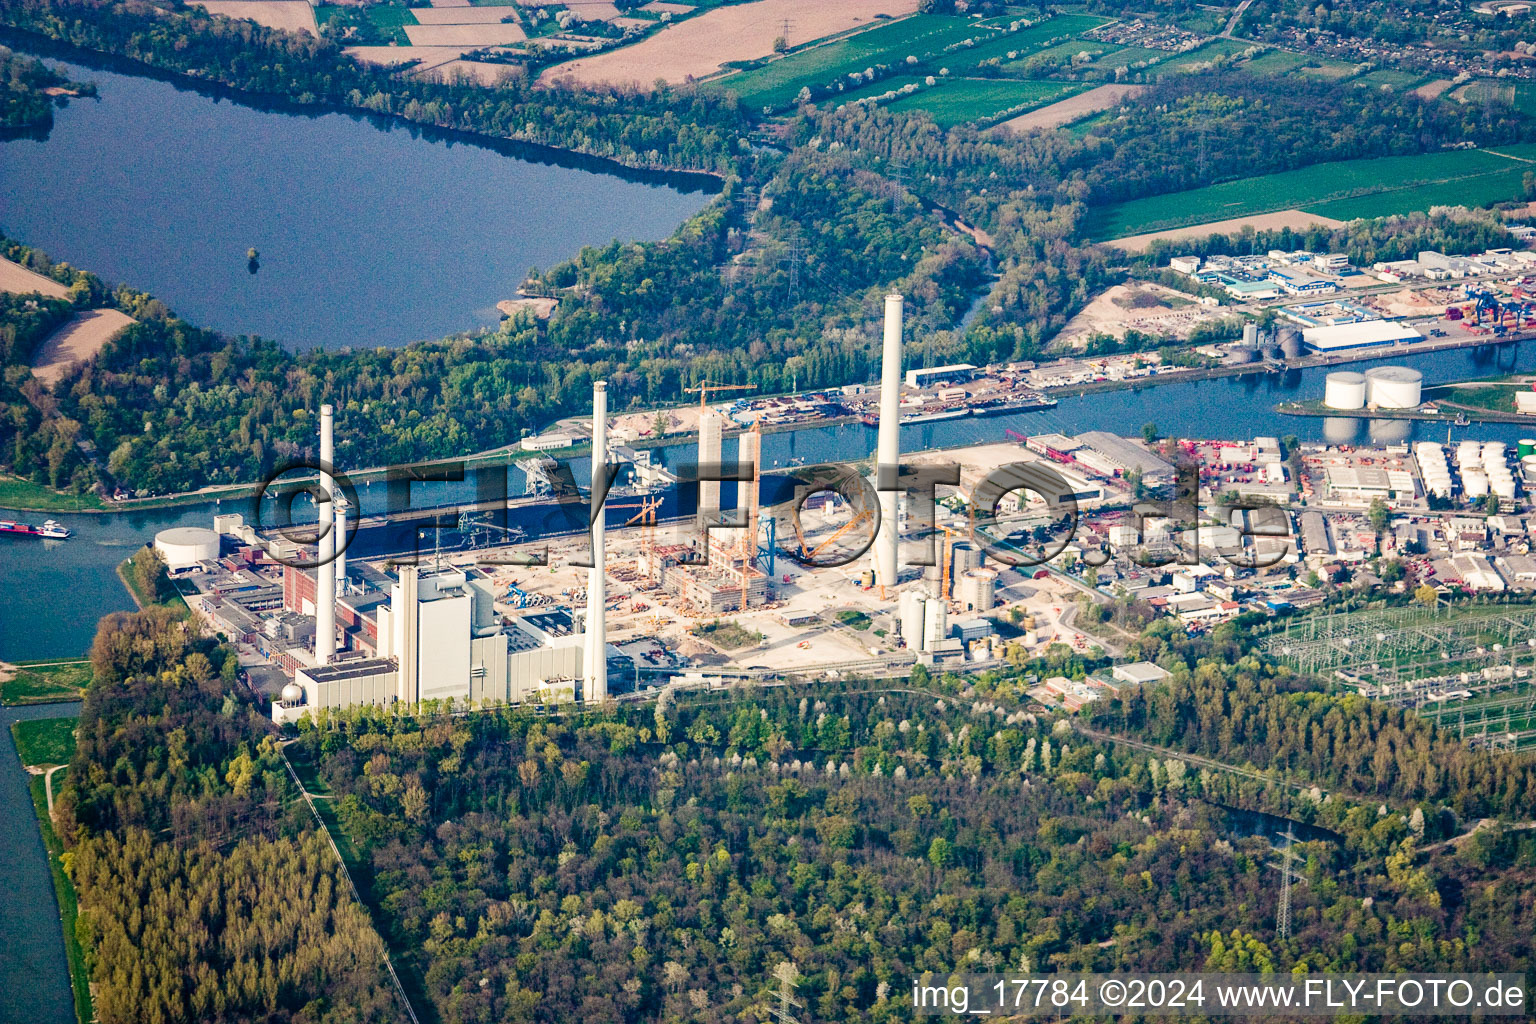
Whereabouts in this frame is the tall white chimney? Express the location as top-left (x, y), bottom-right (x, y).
top-left (315, 403), bottom-right (336, 665)
top-left (333, 500), bottom-right (348, 593)
top-left (397, 564), bottom-right (418, 704)
top-left (873, 294), bottom-right (903, 592)
top-left (585, 381), bottom-right (609, 702)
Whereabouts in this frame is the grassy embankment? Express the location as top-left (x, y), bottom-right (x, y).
top-left (1, 660), bottom-right (90, 706)
top-left (13, 717), bottom-right (91, 1024)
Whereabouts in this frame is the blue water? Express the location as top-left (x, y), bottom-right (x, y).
top-left (0, 52), bottom-right (713, 349)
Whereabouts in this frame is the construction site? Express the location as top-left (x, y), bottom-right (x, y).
top-left (188, 293), bottom-right (1131, 723)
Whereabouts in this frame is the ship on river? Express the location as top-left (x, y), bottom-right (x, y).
top-left (0, 518), bottom-right (72, 539)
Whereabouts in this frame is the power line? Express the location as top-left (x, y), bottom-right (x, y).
top-left (1275, 827), bottom-right (1297, 942)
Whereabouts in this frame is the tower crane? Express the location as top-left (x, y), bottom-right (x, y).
top-left (684, 380), bottom-right (755, 410)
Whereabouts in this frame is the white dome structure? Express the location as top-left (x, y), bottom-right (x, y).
top-left (1364, 366), bottom-right (1422, 409)
top-left (153, 526), bottom-right (220, 568)
top-left (1324, 371), bottom-right (1367, 410)
top-left (280, 682), bottom-right (304, 705)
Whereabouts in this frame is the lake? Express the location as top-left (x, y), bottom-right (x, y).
top-left (0, 47), bottom-right (714, 349)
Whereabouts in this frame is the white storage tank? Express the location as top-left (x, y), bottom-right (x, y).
top-left (153, 526), bottom-right (221, 569)
top-left (1364, 366), bottom-right (1423, 409)
top-left (899, 591), bottom-right (927, 651)
top-left (1483, 442), bottom-right (1508, 467)
top-left (1522, 454), bottom-right (1536, 481)
top-left (958, 569), bottom-right (997, 612)
top-left (1492, 475), bottom-right (1518, 499)
top-left (1324, 371), bottom-right (1368, 410)
top-left (1464, 470), bottom-right (1489, 498)
top-left (1458, 442), bottom-right (1483, 470)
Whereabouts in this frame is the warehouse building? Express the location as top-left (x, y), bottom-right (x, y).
top-left (1303, 320), bottom-right (1423, 352)
top-left (1073, 431), bottom-right (1176, 486)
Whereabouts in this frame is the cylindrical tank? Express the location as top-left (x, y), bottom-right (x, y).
top-left (899, 591), bottom-right (926, 651)
top-left (1262, 343), bottom-right (1284, 361)
top-left (1458, 441), bottom-right (1483, 468)
top-left (1243, 323), bottom-right (1259, 346)
top-left (1228, 346), bottom-right (1260, 365)
top-left (1278, 327), bottom-right (1304, 358)
top-left (1520, 439), bottom-right (1536, 459)
top-left (1464, 470), bottom-right (1489, 498)
top-left (1521, 454), bottom-right (1536, 480)
top-left (153, 526), bottom-right (221, 568)
top-left (1483, 441), bottom-right (1507, 465)
top-left (1323, 417), bottom-right (1361, 444)
top-left (1364, 366), bottom-right (1423, 409)
top-left (1324, 371), bottom-right (1368, 410)
top-left (958, 569), bottom-right (997, 612)
top-left (924, 598), bottom-right (948, 649)
top-left (1492, 475), bottom-right (1517, 499)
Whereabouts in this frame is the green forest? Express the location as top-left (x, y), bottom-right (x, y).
top-left (42, 606), bottom-right (1536, 1024)
top-left (0, 44), bottom-right (91, 128)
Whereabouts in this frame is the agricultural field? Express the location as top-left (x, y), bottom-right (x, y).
top-left (886, 77), bottom-right (1085, 127)
top-left (1240, 49), bottom-right (1310, 76)
top-left (939, 13), bottom-right (1108, 75)
top-left (995, 81), bottom-right (1143, 134)
top-left (1086, 44), bottom-right (1174, 73)
top-left (714, 12), bottom-right (1103, 112)
top-left (315, 2), bottom-right (416, 44)
top-left (1294, 56), bottom-right (1364, 81)
top-left (1149, 37), bottom-right (1251, 76)
top-left (1170, 6), bottom-right (1231, 34)
top-left (540, 0), bottom-right (919, 89)
top-left (827, 73), bottom-right (926, 106)
top-left (706, 10), bottom-right (979, 109)
top-left (1087, 148), bottom-right (1536, 239)
top-left (1003, 37), bottom-right (1117, 71)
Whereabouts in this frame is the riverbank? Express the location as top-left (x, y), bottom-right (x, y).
top-left (1277, 399), bottom-right (1536, 426)
top-left (13, 715), bottom-right (90, 1024)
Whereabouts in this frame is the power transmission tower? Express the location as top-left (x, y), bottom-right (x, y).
top-left (780, 17), bottom-right (793, 48)
top-left (886, 160), bottom-right (910, 214)
top-left (1275, 828), bottom-right (1297, 941)
top-left (769, 964), bottom-right (805, 1024)
top-left (778, 239), bottom-right (807, 301)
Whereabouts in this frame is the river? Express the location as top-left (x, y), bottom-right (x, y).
top-left (0, 701), bottom-right (82, 1024)
top-left (10, 338), bottom-right (1536, 661)
top-left (0, 46), bottom-right (713, 349)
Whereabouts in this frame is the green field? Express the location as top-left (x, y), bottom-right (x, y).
top-left (1241, 49), bottom-right (1310, 76)
top-left (1150, 38), bottom-right (1252, 76)
top-left (12, 717), bottom-right (77, 767)
top-left (886, 77), bottom-right (1086, 127)
top-left (314, 3), bottom-right (418, 44)
top-left (1353, 68), bottom-right (1425, 90)
top-left (830, 74), bottom-right (927, 106)
top-left (1090, 148), bottom-right (1536, 239)
top-left (715, 14), bottom-right (997, 110)
top-left (940, 14), bottom-right (1108, 74)
top-left (1, 659), bottom-right (91, 706)
top-left (1087, 45), bottom-right (1175, 72)
top-left (0, 474), bottom-right (104, 512)
top-left (1294, 57), bottom-right (1364, 81)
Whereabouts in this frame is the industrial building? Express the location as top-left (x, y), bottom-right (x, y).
top-left (1072, 431), bottom-right (1176, 486)
top-left (1304, 321), bottom-right (1423, 352)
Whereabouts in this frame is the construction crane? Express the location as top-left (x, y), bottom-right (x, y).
top-left (795, 507), bottom-right (875, 564)
top-left (938, 522), bottom-right (966, 601)
top-left (684, 380), bottom-right (755, 410)
top-left (606, 495), bottom-right (662, 584)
